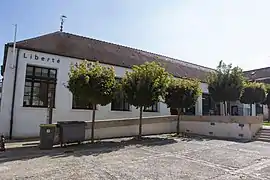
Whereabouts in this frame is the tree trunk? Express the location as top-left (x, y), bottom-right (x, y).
top-left (91, 104), bottom-right (96, 144)
top-left (138, 106), bottom-right (143, 139)
top-left (223, 101), bottom-right (227, 116)
top-left (176, 108), bottom-right (181, 135)
top-left (48, 90), bottom-right (54, 124)
top-left (250, 104), bottom-right (252, 116)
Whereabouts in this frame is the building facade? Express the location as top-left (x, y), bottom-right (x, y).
top-left (0, 31), bottom-right (267, 138)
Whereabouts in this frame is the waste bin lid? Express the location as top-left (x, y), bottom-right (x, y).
top-left (57, 121), bottom-right (86, 125)
top-left (40, 124), bottom-right (57, 127)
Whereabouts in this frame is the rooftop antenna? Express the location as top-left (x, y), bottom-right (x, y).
top-left (60, 15), bottom-right (67, 32)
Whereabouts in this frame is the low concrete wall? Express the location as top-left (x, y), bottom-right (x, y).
top-left (63, 115), bottom-right (262, 141)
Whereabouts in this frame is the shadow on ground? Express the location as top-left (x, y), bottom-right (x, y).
top-left (0, 136), bottom-right (177, 164)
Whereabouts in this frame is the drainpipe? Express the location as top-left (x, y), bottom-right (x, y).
top-left (9, 48), bottom-right (20, 139)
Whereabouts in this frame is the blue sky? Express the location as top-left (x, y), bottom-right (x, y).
top-left (1, 0), bottom-right (270, 70)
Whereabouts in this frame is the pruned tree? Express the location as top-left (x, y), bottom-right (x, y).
top-left (240, 82), bottom-right (266, 116)
top-left (165, 78), bottom-right (202, 134)
top-left (121, 61), bottom-right (171, 139)
top-left (67, 61), bottom-right (116, 143)
top-left (207, 60), bottom-right (245, 115)
top-left (263, 84), bottom-right (270, 121)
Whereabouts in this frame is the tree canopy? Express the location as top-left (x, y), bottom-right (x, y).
top-left (165, 78), bottom-right (202, 109)
top-left (207, 60), bottom-right (245, 103)
top-left (121, 61), bottom-right (172, 108)
top-left (263, 84), bottom-right (270, 106)
top-left (240, 82), bottom-right (266, 105)
top-left (68, 61), bottom-right (116, 106)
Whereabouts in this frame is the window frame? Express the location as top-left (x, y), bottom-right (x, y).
top-left (23, 65), bottom-right (57, 108)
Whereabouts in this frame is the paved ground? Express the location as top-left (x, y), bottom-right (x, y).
top-left (0, 135), bottom-right (270, 180)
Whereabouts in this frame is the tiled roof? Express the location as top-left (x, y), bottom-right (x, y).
top-left (243, 67), bottom-right (270, 81)
top-left (6, 31), bottom-right (214, 81)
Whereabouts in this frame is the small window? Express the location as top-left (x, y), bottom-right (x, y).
top-left (144, 103), bottom-right (158, 112)
top-left (72, 95), bottom-right (96, 110)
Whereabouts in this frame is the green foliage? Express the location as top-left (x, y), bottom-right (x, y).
top-left (67, 61), bottom-right (116, 106)
top-left (122, 61), bottom-right (172, 108)
top-left (165, 78), bottom-right (202, 109)
top-left (240, 82), bottom-right (266, 104)
top-left (263, 84), bottom-right (270, 105)
top-left (207, 60), bottom-right (245, 102)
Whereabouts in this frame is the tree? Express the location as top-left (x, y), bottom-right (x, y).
top-left (67, 61), bottom-right (116, 143)
top-left (207, 60), bottom-right (245, 115)
top-left (263, 84), bottom-right (270, 121)
top-left (240, 82), bottom-right (266, 116)
top-left (121, 62), bottom-right (171, 139)
top-left (165, 78), bottom-right (202, 134)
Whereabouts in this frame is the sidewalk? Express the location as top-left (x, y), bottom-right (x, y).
top-left (4, 139), bottom-right (40, 149)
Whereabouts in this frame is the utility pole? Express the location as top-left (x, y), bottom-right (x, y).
top-left (9, 24), bottom-right (18, 139)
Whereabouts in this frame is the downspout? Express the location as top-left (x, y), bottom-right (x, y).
top-left (9, 48), bottom-right (20, 139)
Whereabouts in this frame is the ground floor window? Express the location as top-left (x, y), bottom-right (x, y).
top-left (169, 106), bottom-right (195, 115)
top-left (144, 103), bottom-right (158, 112)
top-left (256, 104), bottom-right (263, 115)
top-left (184, 106), bottom-right (195, 115)
top-left (202, 93), bottom-right (215, 115)
top-left (111, 78), bottom-right (130, 111)
top-left (111, 92), bottom-right (130, 111)
top-left (72, 95), bottom-right (96, 110)
top-left (23, 65), bottom-right (57, 107)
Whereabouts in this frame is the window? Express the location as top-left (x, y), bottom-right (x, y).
top-left (144, 103), bottom-right (158, 112)
top-left (202, 93), bottom-right (215, 115)
top-left (111, 78), bottom-right (130, 111)
top-left (23, 65), bottom-right (57, 107)
top-left (256, 104), bottom-right (263, 115)
top-left (72, 95), bottom-right (96, 110)
top-left (184, 105), bottom-right (195, 115)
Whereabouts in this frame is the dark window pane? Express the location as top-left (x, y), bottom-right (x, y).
top-left (23, 96), bottom-right (30, 106)
top-left (24, 86), bottom-right (31, 96)
top-left (184, 106), bottom-right (195, 115)
top-left (26, 66), bottom-right (33, 76)
top-left (41, 68), bottom-right (49, 77)
top-left (34, 82), bottom-right (40, 87)
top-left (32, 96), bottom-right (40, 106)
top-left (72, 95), bottom-right (95, 110)
top-left (35, 67), bottom-right (42, 77)
top-left (48, 83), bottom-right (55, 91)
top-left (25, 81), bottom-right (32, 87)
top-left (144, 103), bottom-right (158, 112)
top-left (111, 91), bottom-right (130, 111)
top-left (49, 69), bottom-right (56, 78)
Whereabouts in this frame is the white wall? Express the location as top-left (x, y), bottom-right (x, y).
top-left (0, 48), bottom-right (210, 138)
top-left (79, 115), bottom-right (262, 141)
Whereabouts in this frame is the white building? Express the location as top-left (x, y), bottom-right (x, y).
top-left (0, 31), bottom-right (267, 138)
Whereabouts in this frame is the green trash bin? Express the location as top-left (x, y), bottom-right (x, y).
top-left (39, 124), bottom-right (56, 150)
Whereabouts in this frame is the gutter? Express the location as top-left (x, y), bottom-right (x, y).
top-left (9, 48), bottom-right (20, 139)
